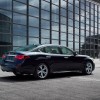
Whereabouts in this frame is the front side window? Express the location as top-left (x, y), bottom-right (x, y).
top-left (60, 47), bottom-right (73, 55)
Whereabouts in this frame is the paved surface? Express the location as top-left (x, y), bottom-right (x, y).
top-left (0, 59), bottom-right (100, 100)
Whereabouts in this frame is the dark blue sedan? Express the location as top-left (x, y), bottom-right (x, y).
top-left (1, 44), bottom-right (95, 79)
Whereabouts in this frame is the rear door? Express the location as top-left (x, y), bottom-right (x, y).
top-left (39, 46), bottom-right (67, 72)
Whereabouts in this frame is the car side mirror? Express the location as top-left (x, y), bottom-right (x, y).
top-left (73, 52), bottom-right (77, 56)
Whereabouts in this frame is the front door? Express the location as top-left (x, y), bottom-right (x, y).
top-left (60, 46), bottom-right (79, 71)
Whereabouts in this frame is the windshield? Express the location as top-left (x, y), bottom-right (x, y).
top-left (14, 44), bottom-right (39, 51)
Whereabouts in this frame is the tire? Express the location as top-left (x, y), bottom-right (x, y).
top-left (13, 71), bottom-right (23, 77)
top-left (82, 61), bottom-right (93, 75)
top-left (34, 63), bottom-right (49, 79)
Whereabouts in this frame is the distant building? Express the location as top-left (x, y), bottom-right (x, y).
top-left (81, 35), bottom-right (100, 58)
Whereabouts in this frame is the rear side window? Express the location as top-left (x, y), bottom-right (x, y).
top-left (45, 46), bottom-right (60, 54)
top-left (39, 47), bottom-right (45, 52)
top-left (45, 46), bottom-right (51, 53)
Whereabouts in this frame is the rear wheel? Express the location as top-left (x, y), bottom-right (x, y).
top-left (82, 61), bottom-right (93, 75)
top-left (34, 63), bottom-right (49, 79)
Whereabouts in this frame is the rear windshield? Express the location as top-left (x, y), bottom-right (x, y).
top-left (14, 44), bottom-right (39, 51)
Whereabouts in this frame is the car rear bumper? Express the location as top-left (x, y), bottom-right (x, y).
top-left (1, 64), bottom-right (16, 72)
top-left (1, 63), bottom-right (35, 74)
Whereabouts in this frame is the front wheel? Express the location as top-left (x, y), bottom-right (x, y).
top-left (34, 63), bottom-right (49, 79)
top-left (82, 61), bottom-right (93, 75)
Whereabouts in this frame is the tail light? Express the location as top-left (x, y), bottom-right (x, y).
top-left (15, 55), bottom-right (30, 60)
top-left (2, 54), bottom-right (6, 59)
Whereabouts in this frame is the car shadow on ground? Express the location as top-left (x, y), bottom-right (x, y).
top-left (0, 72), bottom-right (89, 83)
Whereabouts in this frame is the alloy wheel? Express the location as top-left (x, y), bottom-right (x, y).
top-left (37, 64), bottom-right (48, 79)
top-left (85, 62), bottom-right (93, 75)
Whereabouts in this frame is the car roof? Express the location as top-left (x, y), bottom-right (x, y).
top-left (37, 44), bottom-right (72, 50)
top-left (29, 44), bottom-right (74, 52)
top-left (38, 44), bottom-right (65, 48)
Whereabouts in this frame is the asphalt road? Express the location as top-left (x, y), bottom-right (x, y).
top-left (0, 60), bottom-right (100, 100)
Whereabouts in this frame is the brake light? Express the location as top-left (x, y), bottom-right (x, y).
top-left (2, 54), bottom-right (6, 59)
top-left (15, 55), bottom-right (30, 60)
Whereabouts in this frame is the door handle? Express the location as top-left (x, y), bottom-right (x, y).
top-left (46, 56), bottom-right (51, 58)
top-left (64, 57), bottom-right (68, 59)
